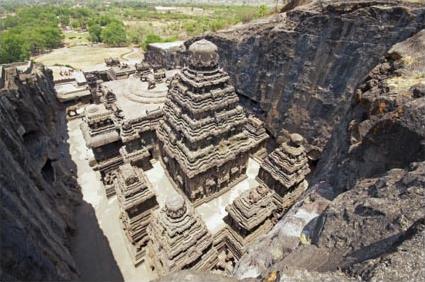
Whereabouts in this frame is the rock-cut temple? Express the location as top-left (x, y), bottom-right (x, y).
top-left (78, 39), bottom-right (309, 277)
top-left (157, 39), bottom-right (262, 205)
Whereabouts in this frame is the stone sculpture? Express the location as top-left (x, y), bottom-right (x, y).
top-left (257, 133), bottom-right (310, 216)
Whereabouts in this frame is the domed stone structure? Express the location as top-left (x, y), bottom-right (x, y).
top-left (188, 39), bottom-right (219, 69)
top-left (164, 194), bottom-right (186, 219)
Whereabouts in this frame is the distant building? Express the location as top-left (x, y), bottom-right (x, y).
top-left (145, 41), bottom-right (187, 70)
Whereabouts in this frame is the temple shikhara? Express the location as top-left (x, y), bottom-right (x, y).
top-left (257, 133), bottom-right (310, 216)
top-left (157, 39), bottom-right (263, 205)
top-left (147, 195), bottom-right (217, 274)
top-left (115, 164), bottom-right (158, 264)
top-left (76, 39), bottom-right (310, 277)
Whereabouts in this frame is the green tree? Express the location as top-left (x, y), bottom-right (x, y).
top-left (142, 34), bottom-right (162, 50)
top-left (257, 5), bottom-right (269, 17)
top-left (89, 24), bottom-right (102, 42)
top-left (0, 33), bottom-right (30, 63)
top-left (101, 22), bottom-right (127, 46)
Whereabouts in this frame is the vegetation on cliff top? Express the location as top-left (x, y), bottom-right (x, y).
top-left (0, 3), bottom-right (272, 64)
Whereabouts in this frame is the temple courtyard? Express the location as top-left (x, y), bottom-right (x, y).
top-left (66, 117), bottom-right (260, 281)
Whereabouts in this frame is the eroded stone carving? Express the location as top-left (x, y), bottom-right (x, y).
top-left (147, 194), bottom-right (218, 275)
top-left (115, 164), bottom-right (158, 265)
top-left (257, 133), bottom-right (311, 216)
top-left (213, 185), bottom-right (277, 275)
top-left (157, 39), bottom-right (262, 206)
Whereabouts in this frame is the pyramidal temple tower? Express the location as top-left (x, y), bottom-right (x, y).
top-left (147, 195), bottom-right (217, 275)
top-left (157, 39), bottom-right (257, 205)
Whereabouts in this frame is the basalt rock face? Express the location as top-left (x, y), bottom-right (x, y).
top-left (0, 64), bottom-right (81, 280)
top-left (191, 0), bottom-right (425, 155)
top-left (312, 28), bottom-right (425, 195)
top-left (233, 28), bottom-right (425, 281)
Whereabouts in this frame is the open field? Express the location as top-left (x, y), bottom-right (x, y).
top-left (63, 31), bottom-right (91, 47)
top-left (33, 45), bottom-right (143, 69)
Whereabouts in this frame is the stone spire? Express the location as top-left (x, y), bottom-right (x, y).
top-left (157, 39), bottom-right (258, 205)
top-left (119, 121), bottom-right (151, 169)
top-left (226, 185), bottom-right (277, 234)
top-left (147, 194), bottom-right (217, 275)
top-left (115, 163), bottom-right (158, 264)
top-left (257, 133), bottom-right (310, 214)
top-left (213, 185), bottom-right (277, 274)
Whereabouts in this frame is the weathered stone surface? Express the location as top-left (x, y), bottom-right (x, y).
top-left (312, 28), bottom-right (425, 196)
top-left (191, 0), bottom-right (425, 155)
top-left (0, 63), bottom-right (81, 280)
top-left (157, 39), bottom-right (262, 205)
top-left (233, 27), bottom-right (425, 281)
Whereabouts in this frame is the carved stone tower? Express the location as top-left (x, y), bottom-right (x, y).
top-left (157, 39), bottom-right (257, 205)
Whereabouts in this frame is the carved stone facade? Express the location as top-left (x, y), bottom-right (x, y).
top-left (119, 121), bottom-right (152, 170)
top-left (81, 82), bottom-right (164, 197)
top-left (115, 164), bottom-right (158, 265)
top-left (80, 104), bottom-right (123, 196)
top-left (213, 185), bottom-right (277, 274)
top-left (257, 133), bottom-right (311, 215)
top-left (157, 39), bottom-right (261, 205)
top-left (244, 115), bottom-right (269, 160)
top-left (147, 194), bottom-right (217, 275)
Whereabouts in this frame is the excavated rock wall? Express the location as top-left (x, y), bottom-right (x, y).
top-left (0, 64), bottom-right (81, 281)
top-left (233, 27), bottom-right (425, 281)
top-left (191, 0), bottom-right (425, 155)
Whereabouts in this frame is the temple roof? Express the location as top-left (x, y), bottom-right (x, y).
top-left (226, 185), bottom-right (276, 232)
top-left (158, 41), bottom-right (258, 177)
top-left (148, 194), bottom-right (214, 271)
top-left (188, 39), bottom-right (219, 69)
top-left (115, 164), bottom-right (156, 211)
top-left (260, 134), bottom-right (310, 190)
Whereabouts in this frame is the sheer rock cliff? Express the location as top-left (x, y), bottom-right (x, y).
top-left (0, 63), bottom-right (81, 281)
top-left (191, 0), bottom-right (425, 157)
top-left (233, 26), bottom-right (425, 282)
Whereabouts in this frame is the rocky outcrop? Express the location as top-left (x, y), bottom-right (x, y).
top-left (312, 28), bottom-right (425, 195)
top-left (0, 63), bottom-right (81, 280)
top-left (233, 27), bottom-right (425, 281)
top-left (192, 0), bottom-right (425, 156)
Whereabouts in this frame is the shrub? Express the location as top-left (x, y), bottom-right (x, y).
top-left (101, 22), bottom-right (127, 46)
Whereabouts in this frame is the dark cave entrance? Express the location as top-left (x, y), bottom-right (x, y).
top-left (41, 159), bottom-right (55, 184)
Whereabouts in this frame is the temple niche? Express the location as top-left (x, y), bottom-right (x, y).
top-left (257, 133), bottom-right (311, 216)
top-left (115, 164), bottom-right (158, 265)
top-left (157, 39), bottom-right (260, 205)
top-left (213, 185), bottom-right (277, 274)
top-left (147, 194), bottom-right (218, 275)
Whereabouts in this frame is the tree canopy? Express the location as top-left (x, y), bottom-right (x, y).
top-left (101, 21), bottom-right (127, 47)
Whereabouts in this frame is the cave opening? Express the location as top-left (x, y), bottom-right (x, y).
top-left (41, 159), bottom-right (55, 184)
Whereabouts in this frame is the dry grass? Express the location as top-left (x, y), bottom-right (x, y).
top-left (63, 31), bottom-right (91, 47)
top-left (33, 45), bottom-right (139, 69)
